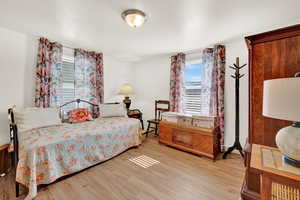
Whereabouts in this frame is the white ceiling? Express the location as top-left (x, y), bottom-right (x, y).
top-left (0, 0), bottom-right (299, 61)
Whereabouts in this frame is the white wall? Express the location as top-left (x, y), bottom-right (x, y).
top-left (104, 57), bottom-right (135, 103)
top-left (0, 27), bottom-right (134, 146)
top-left (133, 56), bottom-right (170, 122)
top-left (0, 27), bottom-right (36, 146)
top-left (132, 39), bottom-right (249, 149)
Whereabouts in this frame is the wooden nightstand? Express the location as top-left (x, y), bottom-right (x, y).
top-left (127, 109), bottom-right (144, 130)
top-left (251, 144), bottom-right (300, 200)
top-left (0, 144), bottom-right (10, 176)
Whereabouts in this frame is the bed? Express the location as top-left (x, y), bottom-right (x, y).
top-left (8, 99), bottom-right (142, 200)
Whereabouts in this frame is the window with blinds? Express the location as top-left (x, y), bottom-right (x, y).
top-left (183, 60), bottom-right (211, 116)
top-left (61, 56), bottom-right (75, 113)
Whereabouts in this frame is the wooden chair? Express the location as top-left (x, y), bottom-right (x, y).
top-left (145, 100), bottom-right (170, 136)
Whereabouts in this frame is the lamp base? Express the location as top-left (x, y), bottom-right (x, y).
top-left (123, 96), bottom-right (131, 110)
top-left (276, 125), bottom-right (300, 164)
top-left (283, 155), bottom-right (300, 168)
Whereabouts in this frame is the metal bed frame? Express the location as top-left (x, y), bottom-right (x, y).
top-left (8, 99), bottom-right (99, 197)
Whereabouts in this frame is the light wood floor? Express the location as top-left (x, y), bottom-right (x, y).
top-left (1, 136), bottom-right (245, 200)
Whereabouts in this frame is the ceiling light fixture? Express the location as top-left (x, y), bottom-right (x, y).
top-left (122, 9), bottom-right (146, 28)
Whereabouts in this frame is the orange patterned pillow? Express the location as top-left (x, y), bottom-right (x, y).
top-left (68, 108), bottom-right (93, 123)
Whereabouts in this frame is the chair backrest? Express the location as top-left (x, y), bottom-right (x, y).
top-left (155, 100), bottom-right (170, 120)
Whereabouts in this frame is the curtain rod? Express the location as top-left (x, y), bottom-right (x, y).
top-left (169, 44), bottom-right (219, 58)
top-left (62, 45), bottom-right (75, 50)
top-left (168, 51), bottom-right (204, 58)
top-left (33, 35), bottom-right (92, 51)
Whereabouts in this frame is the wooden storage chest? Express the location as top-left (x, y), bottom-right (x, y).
top-left (159, 120), bottom-right (220, 160)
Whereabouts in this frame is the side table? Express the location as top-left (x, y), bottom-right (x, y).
top-left (251, 144), bottom-right (300, 200)
top-left (127, 109), bottom-right (144, 130)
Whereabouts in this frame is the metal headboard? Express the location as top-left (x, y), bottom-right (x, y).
top-left (59, 98), bottom-right (98, 108)
top-left (8, 108), bottom-right (18, 165)
top-left (59, 99), bottom-right (100, 118)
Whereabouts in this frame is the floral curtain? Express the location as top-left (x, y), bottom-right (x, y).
top-left (209, 45), bottom-right (226, 152)
top-left (35, 38), bottom-right (63, 108)
top-left (74, 49), bottom-right (104, 116)
top-left (169, 53), bottom-right (185, 112)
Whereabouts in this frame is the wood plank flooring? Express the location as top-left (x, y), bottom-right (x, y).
top-left (0, 136), bottom-right (245, 200)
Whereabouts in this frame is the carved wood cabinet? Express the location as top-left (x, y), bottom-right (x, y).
top-left (158, 120), bottom-right (219, 160)
top-left (242, 24), bottom-right (300, 200)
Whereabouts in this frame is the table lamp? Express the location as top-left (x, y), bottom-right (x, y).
top-left (118, 83), bottom-right (134, 109)
top-left (263, 75), bottom-right (300, 167)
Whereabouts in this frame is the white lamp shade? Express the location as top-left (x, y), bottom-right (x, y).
top-left (118, 83), bottom-right (134, 95)
top-left (263, 77), bottom-right (300, 122)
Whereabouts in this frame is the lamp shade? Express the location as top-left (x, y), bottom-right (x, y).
top-left (118, 83), bottom-right (134, 95)
top-left (263, 77), bottom-right (300, 122)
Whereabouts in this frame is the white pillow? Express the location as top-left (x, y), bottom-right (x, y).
top-left (99, 103), bottom-right (127, 118)
top-left (13, 107), bottom-right (62, 132)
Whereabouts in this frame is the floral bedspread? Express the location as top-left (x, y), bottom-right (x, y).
top-left (16, 117), bottom-right (142, 200)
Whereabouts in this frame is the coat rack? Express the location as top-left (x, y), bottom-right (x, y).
top-left (223, 57), bottom-right (246, 159)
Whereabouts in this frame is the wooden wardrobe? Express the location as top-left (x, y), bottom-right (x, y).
top-left (242, 24), bottom-right (300, 200)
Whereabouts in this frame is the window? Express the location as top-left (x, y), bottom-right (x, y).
top-left (61, 55), bottom-right (75, 113)
top-left (183, 59), bottom-right (211, 116)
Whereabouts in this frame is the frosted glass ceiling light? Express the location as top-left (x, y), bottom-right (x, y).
top-left (122, 9), bottom-right (146, 28)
